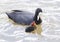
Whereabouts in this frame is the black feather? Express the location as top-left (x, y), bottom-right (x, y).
top-left (25, 26), bottom-right (35, 32)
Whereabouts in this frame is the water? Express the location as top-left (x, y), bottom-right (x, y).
top-left (0, 0), bottom-right (60, 42)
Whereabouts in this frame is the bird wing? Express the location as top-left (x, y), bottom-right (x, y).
top-left (6, 11), bottom-right (35, 25)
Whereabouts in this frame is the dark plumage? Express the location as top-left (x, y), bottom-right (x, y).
top-left (6, 8), bottom-right (42, 25)
top-left (25, 26), bottom-right (35, 32)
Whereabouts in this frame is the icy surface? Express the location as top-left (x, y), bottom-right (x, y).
top-left (0, 0), bottom-right (60, 42)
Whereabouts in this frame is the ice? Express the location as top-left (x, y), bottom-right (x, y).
top-left (0, 0), bottom-right (60, 42)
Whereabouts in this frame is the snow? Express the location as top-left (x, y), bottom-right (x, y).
top-left (0, 0), bottom-right (60, 42)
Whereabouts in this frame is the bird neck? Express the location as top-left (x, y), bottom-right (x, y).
top-left (33, 12), bottom-right (42, 25)
top-left (35, 11), bottom-right (40, 17)
top-left (33, 11), bottom-right (40, 21)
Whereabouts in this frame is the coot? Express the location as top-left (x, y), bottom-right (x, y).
top-left (6, 8), bottom-right (42, 25)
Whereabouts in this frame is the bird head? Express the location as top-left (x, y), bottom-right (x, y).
top-left (33, 8), bottom-right (42, 25)
top-left (25, 21), bottom-right (37, 33)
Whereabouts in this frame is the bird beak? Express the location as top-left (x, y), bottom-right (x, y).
top-left (31, 21), bottom-right (37, 27)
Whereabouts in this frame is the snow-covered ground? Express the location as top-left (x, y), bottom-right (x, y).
top-left (0, 0), bottom-right (60, 42)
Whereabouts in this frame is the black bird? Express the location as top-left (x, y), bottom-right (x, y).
top-left (6, 8), bottom-right (42, 25)
top-left (6, 8), bottom-right (42, 33)
top-left (25, 26), bottom-right (35, 32)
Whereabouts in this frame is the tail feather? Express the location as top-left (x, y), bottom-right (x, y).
top-left (6, 12), bottom-right (12, 19)
top-left (12, 10), bottom-right (22, 12)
